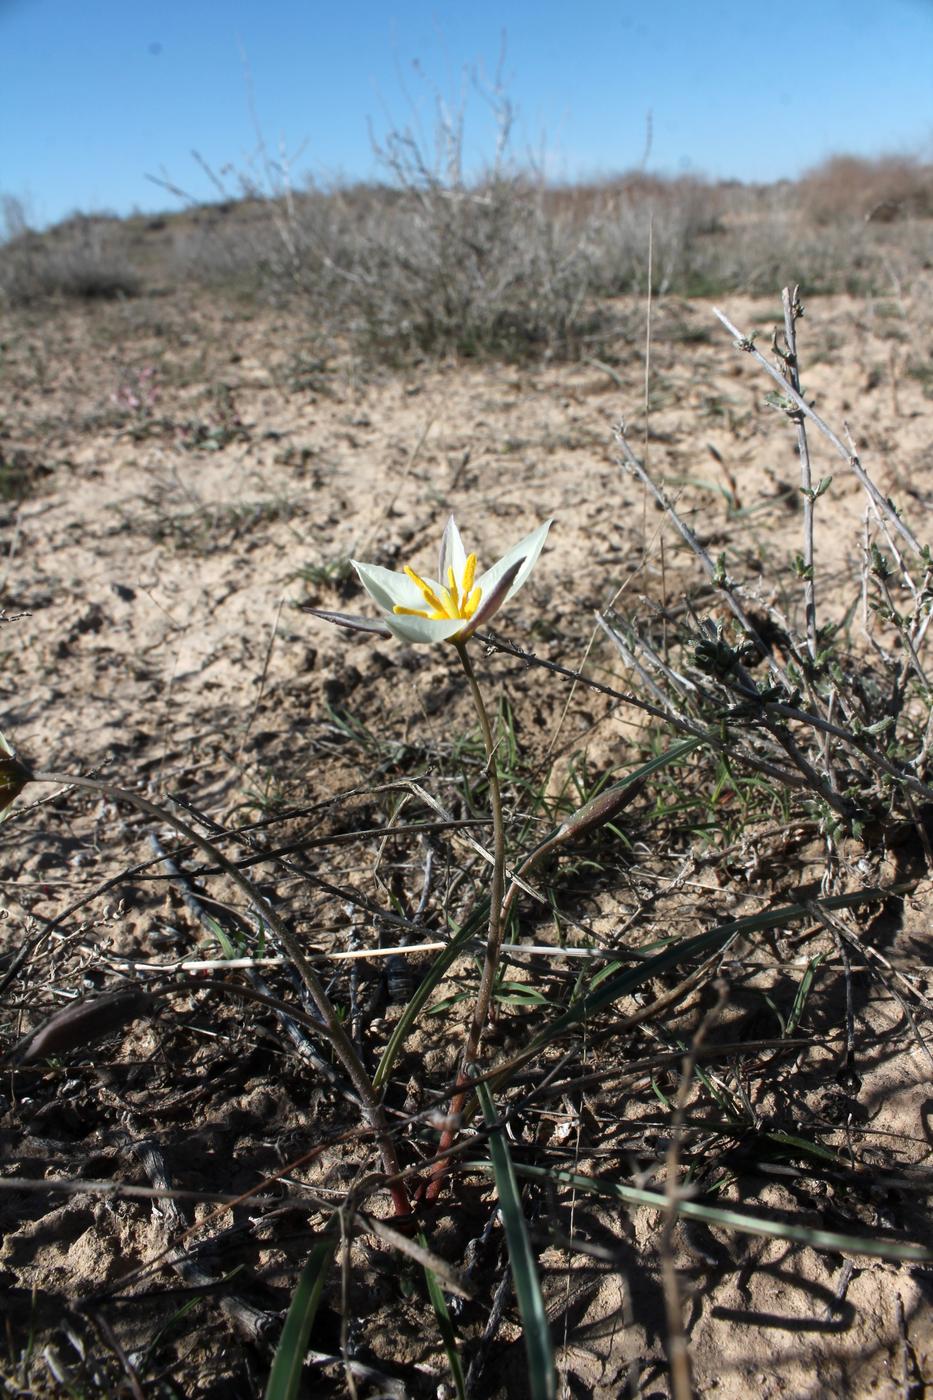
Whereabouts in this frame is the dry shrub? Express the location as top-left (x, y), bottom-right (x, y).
top-left (576, 174), bottom-right (732, 297)
top-left (799, 153), bottom-right (933, 223)
top-left (7, 141), bottom-right (933, 353)
top-left (304, 175), bottom-right (600, 359)
top-left (167, 197), bottom-right (295, 290)
top-left (145, 80), bottom-right (615, 358)
top-left (0, 207), bottom-right (141, 305)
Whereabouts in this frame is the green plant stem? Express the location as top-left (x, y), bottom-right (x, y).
top-left (31, 770), bottom-right (410, 1217)
top-left (424, 642), bottom-right (506, 1202)
top-left (454, 642), bottom-right (507, 1067)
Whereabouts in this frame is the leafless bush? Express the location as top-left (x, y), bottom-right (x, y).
top-left (580, 175), bottom-right (732, 297)
top-left (280, 87), bottom-right (606, 358)
top-left (608, 287), bottom-right (933, 854)
top-left (167, 197), bottom-right (292, 289)
top-left (9, 129), bottom-right (933, 354)
top-left (140, 70), bottom-right (933, 353)
top-left (577, 173), bottom-right (932, 299)
top-left (0, 208), bottom-right (141, 305)
top-left (158, 80), bottom-right (610, 358)
top-left (799, 153), bottom-right (933, 223)
top-left (312, 176), bottom-right (599, 358)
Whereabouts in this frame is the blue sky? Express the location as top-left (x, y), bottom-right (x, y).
top-left (2, 0), bottom-right (932, 229)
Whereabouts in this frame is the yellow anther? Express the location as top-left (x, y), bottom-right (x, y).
top-left (404, 565), bottom-right (445, 615)
top-left (438, 584), bottom-right (460, 618)
top-left (399, 552), bottom-right (483, 625)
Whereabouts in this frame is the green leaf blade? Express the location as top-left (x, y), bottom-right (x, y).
top-left (265, 1233), bottom-right (337, 1400)
top-left (478, 1082), bottom-right (556, 1400)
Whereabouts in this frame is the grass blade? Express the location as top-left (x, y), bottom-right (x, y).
top-left (523, 884), bottom-right (902, 1057)
top-left (265, 1233), bottom-right (337, 1400)
top-left (373, 910), bottom-right (484, 1088)
top-left (374, 740), bottom-right (701, 1090)
top-left (477, 1081), bottom-right (556, 1400)
top-left (420, 1233), bottom-right (467, 1400)
top-left (477, 1162), bottom-right (933, 1263)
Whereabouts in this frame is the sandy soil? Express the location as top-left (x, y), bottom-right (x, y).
top-left (2, 283), bottom-right (933, 1397)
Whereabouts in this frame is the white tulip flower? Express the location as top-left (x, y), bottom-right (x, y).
top-left (309, 516), bottom-right (552, 645)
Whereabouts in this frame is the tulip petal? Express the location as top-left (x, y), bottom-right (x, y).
top-left (438, 516), bottom-right (467, 589)
top-left (475, 519), bottom-right (552, 608)
top-left (384, 613), bottom-right (468, 644)
top-left (460, 558), bottom-right (524, 637)
top-left (302, 607), bottom-right (392, 636)
top-left (353, 561), bottom-right (426, 613)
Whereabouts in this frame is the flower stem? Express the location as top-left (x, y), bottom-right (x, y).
top-left (31, 770), bottom-right (411, 1218)
top-left (454, 642), bottom-right (507, 1066)
top-left (424, 643), bottom-right (506, 1202)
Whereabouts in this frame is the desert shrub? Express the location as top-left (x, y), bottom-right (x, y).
top-left (156, 84), bottom-right (609, 358)
top-left (309, 175), bottom-right (599, 358)
top-left (8, 137), bottom-right (933, 347)
top-left (167, 197), bottom-right (290, 290)
top-left (611, 289), bottom-right (933, 852)
top-left (799, 153), bottom-right (933, 224)
top-left (256, 89), bottom-right (608, 360)
top-left (577, 174), bottom-right (728, 297)
top-left (334, 160), bottom-right (919, 316)
top-left (0, 208), bottom-right (140, 305)
top-left (94, 78), bottom-right (933, 348)
top-left (580, 174), bottom-right (933, 299)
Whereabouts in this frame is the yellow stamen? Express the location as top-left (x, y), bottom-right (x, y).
top-left (438, 584), bottom-right (460, 618)
top-left (397, 550), bottom-right (484, 626)
top-left (404, 565), bottom-right (446, 615)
